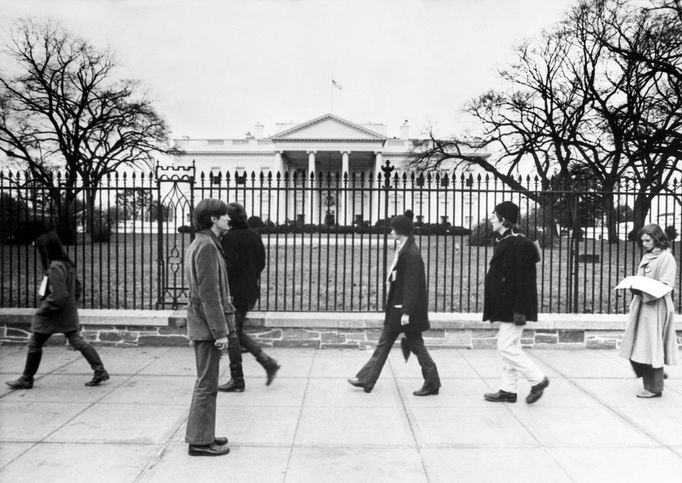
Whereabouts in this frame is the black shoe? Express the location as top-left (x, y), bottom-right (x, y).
top-left (6, 378), bottom-right (33, 390)
top-left (636, 389), bottom-right (662, 398)
top-left (85, 371), bottom-right (110, 387)
top-left (413, 387), bottom-right (439, 396)
top-left (347, 377), bottom-right (372, 393)
top-left (265, 362), bottom-right (280, 386)
top-left (218, 379), bottom-right (245, 392)
top-left (188, 443), bottom-right (230, 457)
top-left (526, 377), bottom-right (550, 404)
top-left (484, 390), bottom-right (517, 403)
top-left (214, 436), bottom-right (228, 446)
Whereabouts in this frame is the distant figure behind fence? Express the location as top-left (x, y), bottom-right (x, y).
top-left (6, 232), bottom-right (109, 390)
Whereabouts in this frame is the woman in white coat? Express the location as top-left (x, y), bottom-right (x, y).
top-left (619, 224), bottom-right (678, 398)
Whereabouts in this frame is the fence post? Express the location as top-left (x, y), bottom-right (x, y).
top-left (380, 161), bottom-right (395, 308)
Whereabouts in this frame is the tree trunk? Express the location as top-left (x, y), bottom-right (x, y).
top-left (631, 190), bottom-right (653, 239)
top-left (54, 189), bottom-right (78, 245)
top-left (603, 192), bottom-right (619, 244)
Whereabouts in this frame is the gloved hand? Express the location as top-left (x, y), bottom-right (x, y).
top-left (513, 313), bottom-right (526, 326)
top-left (630, 288), bottom-right (643, 297)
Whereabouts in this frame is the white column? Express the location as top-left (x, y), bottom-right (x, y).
top-left (307, 151), bottom-right (318, 224)
top-left (341, 151), bottom-right (350, 176)
top-left (373, 152), bottom-right (383, 225)
top-left (274, 151), bottom-right (284, 177)
top-left (273, 151), bottom-right (285, 223)
top-left (340, 151), bottom-right (350, 225)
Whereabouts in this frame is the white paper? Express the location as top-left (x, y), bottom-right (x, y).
top-left (38, 276), bottom-right (48, 297)
top-left (615, 275), bottom-right (673, 299)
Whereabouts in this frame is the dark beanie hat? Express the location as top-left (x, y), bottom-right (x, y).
top-left (494, 201), bottom-right (519, 224)
top-left (390, 214), bottom-right (414, 236)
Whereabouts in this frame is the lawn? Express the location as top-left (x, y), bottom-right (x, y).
top-left (2, 232), bottom-right (679, 314)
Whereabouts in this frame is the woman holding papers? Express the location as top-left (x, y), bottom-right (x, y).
top-left (619, 224), bottom-right (678, 398)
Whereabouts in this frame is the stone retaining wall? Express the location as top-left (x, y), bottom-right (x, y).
top-left (2, 309), bottom-right (681, 350)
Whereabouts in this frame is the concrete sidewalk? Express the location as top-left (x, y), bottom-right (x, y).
top-left (2, 346), bottom-right (682, 482)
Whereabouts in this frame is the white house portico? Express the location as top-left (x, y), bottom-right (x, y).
top-left (171, 113), bottom-right (482, 226)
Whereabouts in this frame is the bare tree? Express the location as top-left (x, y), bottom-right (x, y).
top-left (412, 0), bottom-right (681, 243)
top-left (0, 19), bottom-right (173, 242)
top-left (590, 0), bottom-right (682, 233)
top-left (411, 28), bottom-right (592, 239)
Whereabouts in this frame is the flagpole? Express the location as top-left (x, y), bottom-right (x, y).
top-left (330, 76), bottom-right (334, 114)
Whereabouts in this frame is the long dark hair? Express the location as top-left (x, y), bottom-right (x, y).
top-left (226, 202), bottom-right (248, 229)
top-left (35, 232), bottom-right (74, 271)
top-left (638, 223), bottom-right (671, 250)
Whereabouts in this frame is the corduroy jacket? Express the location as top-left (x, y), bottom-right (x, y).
top-left (184, 230), bottom-right (236, 341)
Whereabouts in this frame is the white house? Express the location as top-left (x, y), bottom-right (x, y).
top-left (170, 113), bottom-right (487, 227)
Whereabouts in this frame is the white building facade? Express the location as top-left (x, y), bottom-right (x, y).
top-left (171, 113), bottom-right (483, 227)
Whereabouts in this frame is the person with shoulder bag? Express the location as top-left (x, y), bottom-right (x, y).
top-left (6, 232), bottom-right (109, 390)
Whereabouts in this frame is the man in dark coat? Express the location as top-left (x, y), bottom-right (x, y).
top-left (348, 214), bottom-right (441, 396)
top-left (483, 201), bottom-right (549, 404)
top-left (218, 203), bottom-right (279, 393)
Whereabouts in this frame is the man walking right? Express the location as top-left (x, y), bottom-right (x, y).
top-left (483, 201), bottom-right (549, 404)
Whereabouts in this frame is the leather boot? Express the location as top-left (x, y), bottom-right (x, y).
top-left (85, 369), bottom-right (110, 386)
top-left (6, 377), bottom-right (34, 389)
top-left (6, 346), bottom-right (43, 389)
top-left (218, 378), bottom-right (245, 392)
top-left (23, 346), bottom-right (42, 379)
top-left (80, 344), bottom-right (110, 386)
top-left (262, 357), bottom-right (280, 386)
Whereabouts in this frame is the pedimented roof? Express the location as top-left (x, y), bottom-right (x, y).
top-left (271, 113), bottom-right (386, 141)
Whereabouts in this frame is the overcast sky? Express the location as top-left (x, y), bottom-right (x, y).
top-left (0, 0), bottom-right (577, 139)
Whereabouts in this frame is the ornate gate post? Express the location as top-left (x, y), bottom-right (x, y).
top-left (156, 162), bottom-right (195, 309)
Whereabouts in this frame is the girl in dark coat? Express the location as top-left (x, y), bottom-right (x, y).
top-left (218, 203), bottom-right (279, 392)
top-left (348, 214), bottom-right (441, 395)
top-left (6, 232), bottom-right (109, 389)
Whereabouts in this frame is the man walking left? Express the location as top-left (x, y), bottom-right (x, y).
top-left (184, 198), bottom-right (238, 457)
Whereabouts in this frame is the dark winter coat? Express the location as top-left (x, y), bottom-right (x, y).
top-left (31, 260), bottom-right (81, 334)
top-left (221, 226), bottom-right (266, 312)
top-left (385, 236), bottom-right (430, 333)
top-left (482, 231), bottom-right (540, 324)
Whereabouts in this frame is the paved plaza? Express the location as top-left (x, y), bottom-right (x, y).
top-left (2, 344), bottom-right (682, 482)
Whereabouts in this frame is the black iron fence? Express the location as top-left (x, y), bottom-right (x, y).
top-left (1, 164), bottom-right (680, 314)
